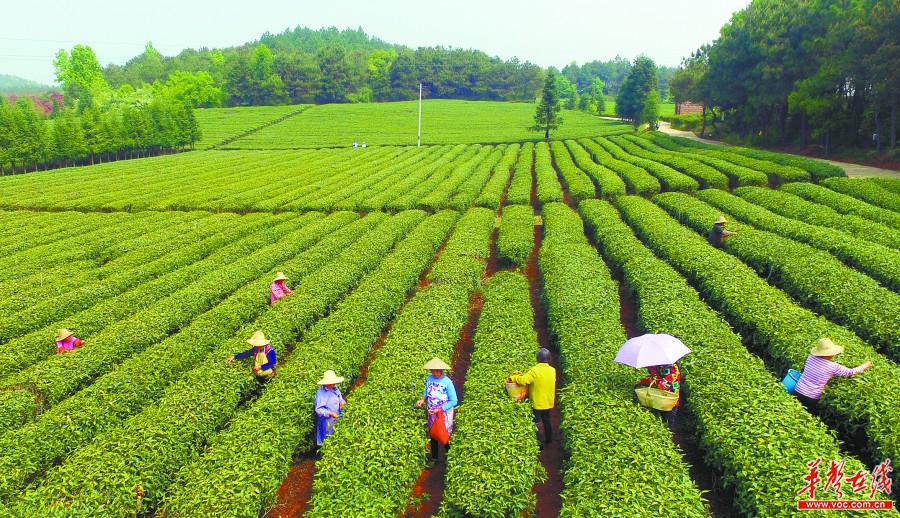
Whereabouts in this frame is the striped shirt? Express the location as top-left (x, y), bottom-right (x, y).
top-left (794, 355), bottom-right (865, 399)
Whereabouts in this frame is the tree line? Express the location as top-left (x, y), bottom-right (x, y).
top-left (533, 56), bottom-right (663, 138)
top-left (101, 26), bottom-right (671, 112)
top-left (0, 46), bottom-right (201, 175)
top-left (669, 0), bottom-right (898, 153)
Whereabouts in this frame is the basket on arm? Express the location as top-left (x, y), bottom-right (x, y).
top-left (635, 382), bottom-right (678, 412)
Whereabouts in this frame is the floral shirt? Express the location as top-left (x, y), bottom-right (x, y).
top-left (638, 363), bottom-right (681, 407)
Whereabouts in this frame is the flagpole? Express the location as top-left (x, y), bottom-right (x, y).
top-left (417, 82), bottom-right (422, 147)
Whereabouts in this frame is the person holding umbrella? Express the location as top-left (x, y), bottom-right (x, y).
top-left (635, 364), bottom-right (681, 427)
top-left (415, 357), bottom-right (458, 468)
top-left (615, 333), bottom-right (690, 428)
top-left (314, 370), bottom-right (346, 446)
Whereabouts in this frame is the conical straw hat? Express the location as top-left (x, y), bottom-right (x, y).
top-left (317, 370), bottom-right (345, 385)
top-left (246, 331), bottom-right (269, 347)
top-left (57, 328), bottom-right (74, 341)
top-left (273, 272), bottom-right (288, 282)
top-left (715, 216), bottom-right (728, 225)
top-left (810, 338), bottom-right (843, 357)
top-left (423, 357), bottom-right (451, 370)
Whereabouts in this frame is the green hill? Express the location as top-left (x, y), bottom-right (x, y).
top-left (0, 75), bottom-right (51, 94)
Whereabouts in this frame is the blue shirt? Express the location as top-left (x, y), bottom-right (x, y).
top-left (423, 374), bottom-right (458, 412)
top-left (315, 386), bottom-right (345, 445)
top-left (233, 345), bottom-right (276, 372)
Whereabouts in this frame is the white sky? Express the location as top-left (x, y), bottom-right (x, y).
top-left (1, 0), bottom-right (751, 86)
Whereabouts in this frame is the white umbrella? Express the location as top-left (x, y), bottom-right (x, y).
top-left (614, 333), bottom-right (691, 368)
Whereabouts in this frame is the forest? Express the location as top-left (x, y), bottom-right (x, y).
top-left (98, 27), bottom-right (674, 108)
top-left (668, 0), bottom-right (898, 153)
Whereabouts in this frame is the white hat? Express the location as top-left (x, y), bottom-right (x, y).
top-left (273, 272), bottom-right (288, 282)
top-left (423, 357), bottom-right (451, 370)
top-left (811, 338), bottom-right (844, 357)
top-left (715, 216), bottom-right (728, 225)
top-left (317, 370), bottom-right (345, 385)
top-left (246, 331), bottom-right (269, 347)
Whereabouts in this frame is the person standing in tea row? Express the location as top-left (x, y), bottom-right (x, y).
top-left (794, 338), bottom-right (872, 412)
top-left (708, 216), bottom-right (737, 248)
top-left (416, 357), bottom-right (458, 468)
top-left (508, 348), bottom-right (557, 449)
top-left (270, 272), bottom-right (293, 305)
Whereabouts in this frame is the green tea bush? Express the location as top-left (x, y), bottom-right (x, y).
top-left (163, 211), bottom-right (457, 517)
top-left (580, 199), bottom-right (888, 516)
top-left (696, 189), bottom-right (900, 292)
top-left (580, 138), bottom-right (661, 195)
top-left (540, 202), bottom-right (707, 517)
top-left (614, 196), bottom-right (900, 491)
top-left (781, 182), bottom-right (900, 229)
top-left (655, 192), bottom-right (900, 360)
top-left (497, 204), bottom-right (534, 267)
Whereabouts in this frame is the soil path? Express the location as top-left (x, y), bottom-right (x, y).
top-left (404, 159), bottom-right (514, 517)
top-left (657, 121), bottom-right (900, 179)
top-left (270, 233), bottom-right (453, 517)
top-left (528, 161), bottom-right (565, 517)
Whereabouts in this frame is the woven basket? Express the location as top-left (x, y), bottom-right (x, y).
top-left (635, 386), bottom-right (678, 411)
top-left (505, 382), bottom-right (528, 401)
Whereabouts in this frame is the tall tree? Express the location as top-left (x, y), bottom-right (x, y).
top-left (316, 45), bottom-right (350, 103)
top-left (616, 55), bottom-right (658, 130)
top-left (50, 109), bottom-right (86, 167)
top-left (163, 70), bottom-right (222, 108)
top-left (54, 45), bottom-right (110, 111)
top-left (578, 77), bottom-right (607, 115)
top-left (555, 73), bottom-right (578, 110)
top-left (530, 72), bottom-right (562, 139)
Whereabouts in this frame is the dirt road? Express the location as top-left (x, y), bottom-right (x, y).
top-left (656, 121), bottom-right (900, 179)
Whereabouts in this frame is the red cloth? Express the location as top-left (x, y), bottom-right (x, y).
top-left (429, 408), bottom-right (450, 445)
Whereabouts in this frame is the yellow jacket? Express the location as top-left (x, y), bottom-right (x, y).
top-left (511, 362), bottom-right (556, 410)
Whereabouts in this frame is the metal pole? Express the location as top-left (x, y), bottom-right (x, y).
top-left (417, 82), bottom-right (423, 147)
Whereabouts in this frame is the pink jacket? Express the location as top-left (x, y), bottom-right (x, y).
top-left (270, 280), bottom-right (293, 305)
top-left (57, 336), bottom-right (83, 353)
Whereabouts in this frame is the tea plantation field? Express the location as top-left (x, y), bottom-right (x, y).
top-left (0, 101), bottom-right (897, 517)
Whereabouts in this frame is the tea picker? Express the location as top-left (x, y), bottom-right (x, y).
top-left (56, 328), bottom-right (85, 353)
top-left (315, 370), bottom-right (346, 445)
top-left (707, 215), bottom-right (737, 248)
top-left (790, 338), bottom-right (872, 413)
top-left (506, 348), bottom-right (556, 449)
top-left (415, 357), bottom-right (457, 468)
top-left (227, 330), bottom-right (277, 379)
top-left (269, 271), bottom-right (293, 305)
top-left (615, 333), bottom-right (690, 428)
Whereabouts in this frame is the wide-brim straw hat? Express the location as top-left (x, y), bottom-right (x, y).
top-left (246, 331), bottom-right (270, 347)
top-left (317, 369), bottom-right (345, 385)
top-left (811, 338), bottom-right (844, 357)
top-left (273, 272), bottom-right (288, 282)
top-left (57, 328), bottom-right (74, 341)
top-left (715, 216), bottom-right (728, 225)
top-left (423, 357), bottom-right (451, 371)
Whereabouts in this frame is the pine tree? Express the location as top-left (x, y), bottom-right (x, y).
top-left (530, 72), bottom-right (562, 139)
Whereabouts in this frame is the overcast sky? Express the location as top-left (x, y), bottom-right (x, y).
top-left (1, 0), bottom-right (751, 86)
